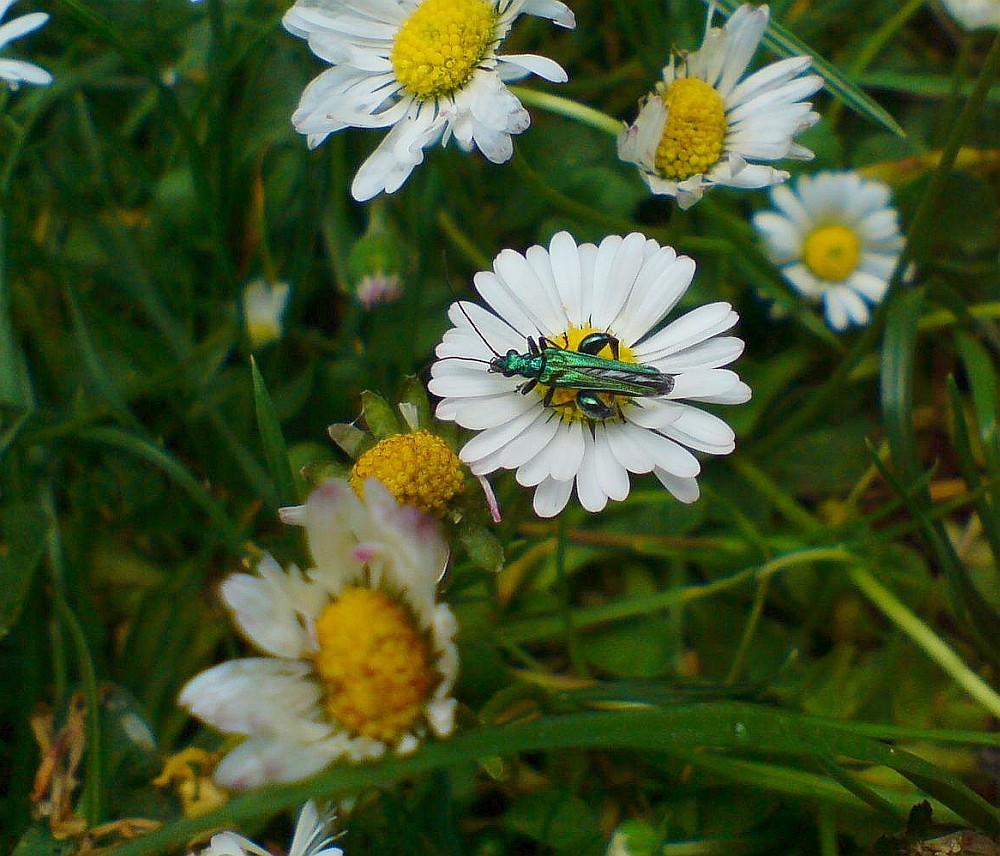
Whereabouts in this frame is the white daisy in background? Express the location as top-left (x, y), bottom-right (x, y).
top-left (179, 478), bottom-right (457, 789)
top-left (0, 0), bottom-right (52, 90)
top-left (243, 278), bottom-right (291, 350)
top-left (428, 231), bottom-right (752, 518)
top-left (939, 0), bottom-right (999, 30)
top-left (752, 171), bottom-right (906, 332)
top-left (282, 0), bottom-right (575, 201)
top-left (195, 800), bottom-right (343, 856)
top-left (617, 3), bottom-right (822, 210)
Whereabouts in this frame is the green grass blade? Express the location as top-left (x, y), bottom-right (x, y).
top-left (251, 356), bottom-right (297, 507)
top-left (110, 704), bottom-right (999, 855)
top-left (0, 504), bottom-right (48, 640)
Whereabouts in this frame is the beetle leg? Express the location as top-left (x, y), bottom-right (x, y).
top-left (518, 377), bottom-right (539, 396)
top-left (576, 391), bottom-right (616, 421)
top-left (578, 332), bottom-right (621, 359)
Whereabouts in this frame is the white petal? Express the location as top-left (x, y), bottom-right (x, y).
top-left (214, 736), bottom-right (346, 790)
top-left (180, 659), bottom-right (329, 740)
top-left (498, 53), bottom-right (568, 82)
top-left (653, 469), bottom-right (700, 503)
top-left (532, 477), bottom-right (574, 517)
top-left (221, 564), bottom-right (319, 659)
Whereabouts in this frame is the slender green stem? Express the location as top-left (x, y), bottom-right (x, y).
top-left (53, 596), bottom-right (103, 826)
top-left (502, 545), bottom-right (855, 645)
top-left (894, 31), bottom-right (1000, 279)
top-left (826, 0), bottom-right (925, 130)
top-left (555, 516), bottom-right (589, 676)
top-left (508, 86), bottom-right (622, 136)
top-left (725, 577), bottom-right (770, 684)
top-left (849, 566), bottom-right (1000, 719)
top-left (731, 458), bottom-right (824, 534)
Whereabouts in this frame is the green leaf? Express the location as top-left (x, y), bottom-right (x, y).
top-left (250, 356), bottom-right (297, 508)
top-left (360, 390), bottom-right (402, 439)
top-left (706, 0), bottom-right (905, 137)
top-left (0, 504), bottom-right (48, 640)
top-left (108, 704), bottom-right (1000, 856)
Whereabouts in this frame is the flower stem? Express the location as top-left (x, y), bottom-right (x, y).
top-left (509, 86), bottom-right (622, 136)
top-left (849, 566), bottom-right (1000, 719)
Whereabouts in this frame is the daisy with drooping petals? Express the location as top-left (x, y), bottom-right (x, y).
top-left (428, 231), bottom-right (752, 518)
top-left (179, 479), bottom-right (457, 790)
top-left (243, 278), bottom-right (291, 350)
top-left (282, 0), bottom-right (575, 202)
top-left (617, 3), bottom-right (822, 210)
top-left (0, 0), bottom-right (52, 90)
top-left (752, 171), bottom-right (906, 332)
top-left (195, 800), bottom-right (343, 856)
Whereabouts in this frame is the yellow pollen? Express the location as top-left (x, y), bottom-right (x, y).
top-left (803, 224), bottom-right (862, 282)
top-left (351, 430), bottom-right (464, 516)
top-left (313, 587), bottom-right (436, 743)
top-left (539, 326), bottom-right (637, 423)
top-left (391, 0), bottom-right (497, 100)
top-left (654, 77), bottom-right (727, 181)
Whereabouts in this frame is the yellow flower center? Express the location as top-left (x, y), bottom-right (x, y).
top-left (351, 430), bottom-right (465, 516)
top-left (539, 326), bottom-right (639, 423)
top-left (313, 587), bottom-right (436, 743)
top-left (391, 0), bottom-right (497, 100)
top-left (803, 224), bottom-right (862, 282)
top-left (654, 77), bottom-right (727, 181)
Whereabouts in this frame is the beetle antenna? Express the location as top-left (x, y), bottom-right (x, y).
top-left (453, 299), bottom-right (502, 359)
top-left (435, 354), bottom-right (493, 367)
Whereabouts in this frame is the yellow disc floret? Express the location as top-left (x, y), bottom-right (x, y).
top-left (391, 0), bottom-right (497, 100)
top-left (803, 224), bottom-right (862, 282)
top-left (541, 325), bottom-right (638, 423)
top-left (351, 430), bottom-right (465, 516)
top-left (314, 587), bottom-right (436, 742)
top-left (655, 78), bottom-right (727, 181)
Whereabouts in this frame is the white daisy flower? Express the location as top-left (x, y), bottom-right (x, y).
top-left (195, 800), bottom-right (343, 856)
top-left (243, 278), bottom-right (291, 349)
top-left (428, 231), bottom-right (752, 518)
top-left (0, 0), bottom-right (52, 90)
top-left (282, 0), bottom-right (575, 201)
top-left (939, 0), bottom-right (999, 30)
top-left (179, 478), bottom-right (457, 790)
top-left (617, 3), bottom-right (822, 210)
top-left (752, 171), bottom-right (906, 332)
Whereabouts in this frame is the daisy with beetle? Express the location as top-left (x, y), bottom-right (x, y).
top-left (618, 3), bottom-right (822, 209)
top-left (429, 231), bottom-right (752, 518)
top-left (282, 0), bottom-right (575, 201)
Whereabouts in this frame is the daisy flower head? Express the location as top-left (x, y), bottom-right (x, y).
top-left (282, 0), bottom-right (575, 202)
top-left (752, 171), bottom-right (906, 332)
top-left (0, 0), bottom-right (53, 90)
top-left (179, 478), bottom-right (458, 789)
top-left (428, 231), bottom-right (752, 518)
top-left (617, 3), bottom-right (822, 210)
top-left (195, 800), bottom-right (342, 856)
top-left (939, 0), bottom-right (999, 30)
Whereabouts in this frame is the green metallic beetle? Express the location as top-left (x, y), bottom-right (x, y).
top-left (488, 331), bottom-right (675, 421)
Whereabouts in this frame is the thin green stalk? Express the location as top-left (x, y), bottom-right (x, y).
top-left (725, 577), bottom-right (770, 684)
top-left (849, 566), bottom-right (1000, 719)
top-left (555, 516), bottom-right (588, 676)
top-left (895, 31), bottom-right (1000, 279)
top-left (731, 458), bottom-right (824, 534)
top-left (53, 596), bottom-right (103, 826)
top-left (512, 153), bottom-right (730, 255)
top-left (826, 0), bottom-right (925, 130)
top-left (508, 86), bottom-right (622, 136)
top-left (502, 545), bottom-right (855, 645)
